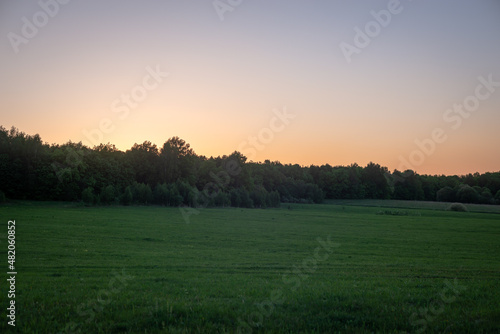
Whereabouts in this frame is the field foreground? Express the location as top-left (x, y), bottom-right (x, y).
top-left (1, 201), bottom-right (499, 333)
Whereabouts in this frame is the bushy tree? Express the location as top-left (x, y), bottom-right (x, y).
top-left (154, 183), bottom-right (169, 205)
top-left (213, 191), bottom-right (231, 207)
top-left (4, 125), bottom-right (500, 209)
top-left (160, 137), bottom-right (194, 184)
top-left (250, 185), bottom-right (268, 208)
top-left (167, 183), bottom-right (183, 206)
top-left (456, 184), bottom-right (479, 204)
top-left (82, 187), bottom-right (95, 206)
top-left (238, 188), bottom-right (253, 208)
top-left (479, 187), bottom-right (493, 204)
top-left (126, 141), bottom-right (160, 185)
top-left (230, 188), bottom-right (241, 207)
top-left (362, 162), bottom-right (391, 199)
top-left (153, 183), bottom-right (182, 206)
top-left (133, 182), bottom-right (153, 204)
top-left (100, 185), bottom-right (116, 205)
top-left (494, 190), bottom-right (500, 205)
top-left (266, 190), bottom-right (281, 208)
top-left (392, 170), bottom-right (425, 200)
top-left (175, 180), bottom-right (196, 206)
top-left (121, 186), bottom-right (133, 206)
top-left (436, 186), bottom-right (455, 202)
top-left (306, 183), bottom-right (324, 203)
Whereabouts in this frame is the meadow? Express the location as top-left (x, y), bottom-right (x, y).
top-left (1, 201), bottom-right (499, 333)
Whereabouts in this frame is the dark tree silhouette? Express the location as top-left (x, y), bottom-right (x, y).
top-left (0, 126), bottom-right (499, 207)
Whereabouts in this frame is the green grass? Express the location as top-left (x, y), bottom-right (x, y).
top-left (0, 201), bottom-right (499, 333)
top-left (327, 199), bottom-right (500, 214)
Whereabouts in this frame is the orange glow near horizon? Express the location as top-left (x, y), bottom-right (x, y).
top-left (1, 2), bottom-right (499, 176)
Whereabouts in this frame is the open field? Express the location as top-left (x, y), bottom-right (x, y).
top-left (327, 199), bottom-right (500, 214)
top-left (1, 201), bottom-right (499, 333)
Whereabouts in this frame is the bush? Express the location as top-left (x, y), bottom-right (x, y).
top-left (175, 180), bottom-right (195, 205)
top-left (250, 186), bottom-right (267, 208)
top-left (213, 191), bottom-right (231, 207)
top-left (133, 182), bottom-right (153, 204)
top-left (230, 189), bottom-right (241, 207)
top-left (100, 185), bottom-right (116, 205)
top-left (121, 186), bottom-right (133, 206)
top-left (167, 184), bottom-right (183, 206)
top-left (154, 183), bottom-right (169, 205)
top-left (267, 190), bottom-right (281, 208)
top-left (479, 187), bottom-right (493, 204)
top-left (495, 190), bottom-right (500, 205)
top-left (436, 186), bottom-right (455, 202)
top-left (447, 203), bottom-right (468, 212)
top-left (82, 187), bottom-right (95, 206)
top-left (239, 188), bottom-right (253, 208)
top-left (456, 184), bottom-right (479, 204)
top-left (307, 183), bottom-right (324, 204)
top-left (187, 187), bottom-right (199, 207)
top-left (153, 183), bottom-right (182, 206)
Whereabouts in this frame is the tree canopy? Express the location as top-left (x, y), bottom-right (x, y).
top-left (1, 126), bottom-right (499, 207)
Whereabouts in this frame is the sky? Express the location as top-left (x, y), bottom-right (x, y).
top-left (1, 0), bottom-right (499, 175)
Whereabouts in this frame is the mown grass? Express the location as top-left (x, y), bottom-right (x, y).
top-left (328, 199), bottom-right (500, 214)
top-left (0, 201), bottom-right (499, 333)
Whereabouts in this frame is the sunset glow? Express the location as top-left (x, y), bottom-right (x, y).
top-left (2, 0), bottom-right (499, 175)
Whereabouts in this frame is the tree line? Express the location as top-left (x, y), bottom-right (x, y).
top-left (1, 126), bottom-right (499, 207)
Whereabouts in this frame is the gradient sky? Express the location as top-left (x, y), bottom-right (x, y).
top-left (1, 0), bottom-right (499, 175)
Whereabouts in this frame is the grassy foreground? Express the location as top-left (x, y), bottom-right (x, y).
top-left (0, 201), bottom-right (499, 333)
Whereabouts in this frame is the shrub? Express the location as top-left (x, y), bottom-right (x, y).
top-left (230, 189), bottom-right (241, 207)
top-left (187, 187), bottom-right (199, 207)
top-left (456, 184), bottom-right (479, 203)
top-left (306, 183), bottom-right (324, 204)
top-left (100, 185), bottom-right (116, 205)
top-left (494, 190), bottom-right (500, 205)
top-left (154, 183), bottom-right (169, 205)
top-left (447, 203), bottom-right (468, 212)
top-left (121, 186), bottom-right (133, 206)
top-left (479, 188), bottom-right (493, 204)
top-left (250, 186), bottom-right (267, 208)
top-left (213, 191), bottom-right (231, 207)
top-left (82, 187), bottom-right (95, 206)
top-left (436, 186), bottom-right (455, 202)
top-left (175, 180), bottom-right (195, 205)
top-left (267, 190), bottom-right (281, 208)
top-left (167, 184), bottom-right (183, 206)
top-left (153, 183), bottom-right (182, 206)
top-left (239, 188), bottom-right (254, 208)
top-left (133, 182), bottom-right (153, 204)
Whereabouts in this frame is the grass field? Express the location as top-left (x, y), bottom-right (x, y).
top-left (327, 199), bottom-right (500, 214)
top-left (1, 201), bottom-right (499, 333)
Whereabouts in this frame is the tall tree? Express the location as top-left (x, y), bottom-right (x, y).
top-left (160, 137), bottom-right (194, 184)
